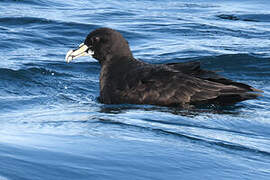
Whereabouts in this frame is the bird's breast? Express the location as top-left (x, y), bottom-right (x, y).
top-left (99, 65), bottom-right (122, 104)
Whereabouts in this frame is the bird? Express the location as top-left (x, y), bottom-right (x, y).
top-left (65, 27), bottom-right (262, 108)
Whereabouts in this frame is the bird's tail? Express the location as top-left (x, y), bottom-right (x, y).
top-left (211, 92), bottom-right (262, 105)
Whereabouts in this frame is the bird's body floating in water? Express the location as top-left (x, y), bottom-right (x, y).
top-left (65, 28), bottom-right (262, 108)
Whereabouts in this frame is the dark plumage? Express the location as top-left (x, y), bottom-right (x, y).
top-left (66, 28), bottom-right (262, 107)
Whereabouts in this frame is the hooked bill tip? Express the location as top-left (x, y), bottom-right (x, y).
top-left (65, 49), bottom-right (74, 63)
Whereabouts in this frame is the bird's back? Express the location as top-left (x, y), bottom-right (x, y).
top-left (99, 59), bottom-right (261, 107)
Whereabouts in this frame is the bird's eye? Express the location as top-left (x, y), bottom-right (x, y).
top-left (91, 37), bottom-right (101, 44)
top-left (94, 37), bottom-right (100, 42)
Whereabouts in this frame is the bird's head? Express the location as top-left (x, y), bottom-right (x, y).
top-left (65, 28), bottom-right (132, 65)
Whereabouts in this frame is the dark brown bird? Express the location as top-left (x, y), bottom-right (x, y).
top-left (65, 28), bottom-right (262, 107)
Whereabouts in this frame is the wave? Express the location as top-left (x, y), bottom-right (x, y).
top-left (198, 54), bottom-right (270, 71)
top-left (0, 16), bottom-right (98, 47)
top-left (0, 0), bottom-right (67, 7)
top-left (0, 67), bottom-right (71, 81)
top-left (1, 54), bottom-right (268, 95)
top-left (96, 118), bottom-right (270, 157)
top-left (164, 54), bottom-right (270, 76)
top-left (0, 17), bottom-right (53, 26)
top-left (217, 14), bottom-right (270, 22)
top-left (0, 16), bottom-right (98, 30)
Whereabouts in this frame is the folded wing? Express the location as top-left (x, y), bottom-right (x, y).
top-left (118, 62), bottom-right (261, 107)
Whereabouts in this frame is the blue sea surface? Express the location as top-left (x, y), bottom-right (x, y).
top-left (1, 0), bottom-right (270, 179)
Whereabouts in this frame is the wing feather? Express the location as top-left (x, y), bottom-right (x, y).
top-left (117, 63), bottom-right (259, 107)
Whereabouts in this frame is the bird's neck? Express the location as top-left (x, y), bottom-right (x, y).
top-left (101, 55), bottom-right (139, 71)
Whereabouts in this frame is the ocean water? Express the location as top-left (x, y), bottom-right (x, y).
top-left (0, 0), bottom-right (270, 179)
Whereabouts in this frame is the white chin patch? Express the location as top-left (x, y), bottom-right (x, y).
top-left (87, 49), bottom-right (94, 56)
